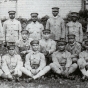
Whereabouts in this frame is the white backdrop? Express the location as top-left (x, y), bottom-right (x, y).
top-left (0, 0), bottom-right (82, 19)
top-left (17, 0), bottom-right (82, 19)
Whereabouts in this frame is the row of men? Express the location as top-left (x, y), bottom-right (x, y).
top-left (0, 7), bottom-right (85, 43)
top-left (0, 29), bottom-right (87, 82)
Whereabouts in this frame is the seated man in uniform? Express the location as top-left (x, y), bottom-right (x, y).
top-left (39, 29), bottom-right (56, 65)
top-left (1, 41), bottom-right (23, 81)
top-left (50, 40), bottom-right (73, 79)
top-left (21, 40), bottom-right (51, 82)
top-left (65, 34), bottom-right (81, 76)
top-left (16, 30), bottom-right (33, 63)
top-left (78, 40), bottom-right (88, 81)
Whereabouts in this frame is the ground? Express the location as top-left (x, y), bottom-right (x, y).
top-left (0, 76), bottom-right (88, 88)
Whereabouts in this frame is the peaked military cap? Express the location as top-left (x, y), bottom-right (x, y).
top-left (71, 12), bottom-right (78, 17)
top-left (57, 40), bottom-right (66, 46)
top-left (7, 37), bottom-right (15, 46)
top-left (84, 40), bottom-right (88, 46)
top-left (8, 10), bottom-right (16, 14)
top-left (42, 29), bottom-right (51, 34)
top-left (30, 40), bottom-right (39, 45)
top-left (21, 30), bottom-right (29, 34)
top-left (67, 34), bottom-right (75, 39)
top-left (52, 7), bottom-right (59, 12)
top-left (7, 45), bottom-right (15, 50)
top-left (31, 13), bottom-right (38, 16)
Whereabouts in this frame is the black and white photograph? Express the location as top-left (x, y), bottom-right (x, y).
top-left (0, 0), bottom-right (88, 88)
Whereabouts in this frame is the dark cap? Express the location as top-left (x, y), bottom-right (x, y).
top-left (42, 29), bottom-right (51, 34)
top-left (71, 12), bottom-right (78, 18)
top-left (84, 40), bottom-right (88, 46)
top-left (30, 40), bottom-right (39, 45)
top-left (8, 11), bottom-right (16, 14)
top-left (21, 30), bottom-right (29, 34)
top-left (52, 7), bottom-right (59, 12)
top-left (67, 34), bottom-right (75, 39)
top-left (57, 40), bottom-right (66, 46)
top-left (7, 45), bottom-right (15, 50)
top-left (31, 13), bottom-right (38, 17)
top-left (7, 37), bottom-right (15, 46)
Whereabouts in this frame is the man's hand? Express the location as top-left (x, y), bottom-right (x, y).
top-left (71, 54), bottom-right (77, 58)
top-left (7, 74), bottom-right (13, 79)
top-left (72, 58), bottom-right (77, 63)
top-left (31, 69), bottom-right (36, 75)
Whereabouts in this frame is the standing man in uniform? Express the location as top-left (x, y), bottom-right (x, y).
top-left (3, 10), bottom-right (22, 42)
top-left (46, 7), bottom-right (65, 41)
top-left (2, 41), bottom-right (23, 81)
top-left (16, 30), bottom-right (33, 63)
top-left (39, 29), bottom-right (56, 65)
top-left (66, 12), bottom-right (83, 43)
top-left (66, 34), bottom-right (81, 75)
top-left (26, 13), bottom-right (44, 40)
top-left (78, 40), bottom-right (88, 80)
top-left (21, 40), bottom-right (51, 82)
top-left (50, 40), bottom-right (75, 78)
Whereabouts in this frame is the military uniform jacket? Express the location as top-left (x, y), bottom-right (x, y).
top-left (16, 38), bottom-right (33, 52)
top-left (25, 51), bottom-right (46, 70)
top-left (39, 39), bottom-right (56, 54)
top-left (3, 19), bottom-right (22, 41)
top-left (52, 50), bottom-right (72, 67)
top-left (26, 21), bottom-right (44, 40)
top-left (66, 21), bottom-right (83, 43)
top-left (46, 15), bottom-right (65, 40)
top-left (66, 42), bottom-right (81, 56)
top-left (2, 54), bottom-right (23, 75)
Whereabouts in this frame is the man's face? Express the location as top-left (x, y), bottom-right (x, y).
top-left (8, 49), bottom-right (15, 56)
top-left (22, 22), bottom-right (27, 29)
top-left (32, 44), bottom-right (39, 51)
top-left (43, 33), bottom-right (51, 40)
top-left (58, 45), bottom-right (65, 51)
top-left (9, 13), bottom-right (15, 19)
top-left (21, 33), bottom-right (28, 40)
top-left (52, 11), bottom-right (59, 17)
top-left (68, 38), bottom-right (75, 44)
top-left (72, 17), bottom-right (77, 22)
top-left (31, 16), bottom-right (38, 22)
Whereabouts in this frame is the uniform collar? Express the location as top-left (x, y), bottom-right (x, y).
top-left (33, 51), bottom-right (39, 54)
top-left (22, 38), bottom-right (28, 43)
top-left (53, 15), bottom-right (60, 19)
top-left (32, 21), bottom-right (38, 24)
top-left (9, 18), bottom-right (15, 22)
top-left (68, 42), bottom-right (75, 46)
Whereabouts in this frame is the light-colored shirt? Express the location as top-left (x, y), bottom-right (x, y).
top-left (52, 50), bottom-right (72, 68)
top-left (3, 19), bottom-right (22, 41)
top-left (26, 21), bottom-right (44, 40)
top-left (25, 51), bottom-right (46, 71)
top-left (39, 39), bottom-right (56, 54)
top-left (2, 54), bottom-right (23, 75)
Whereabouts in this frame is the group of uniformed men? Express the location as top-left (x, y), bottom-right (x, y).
top-left (0, 7), bottom-right (88, 82)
